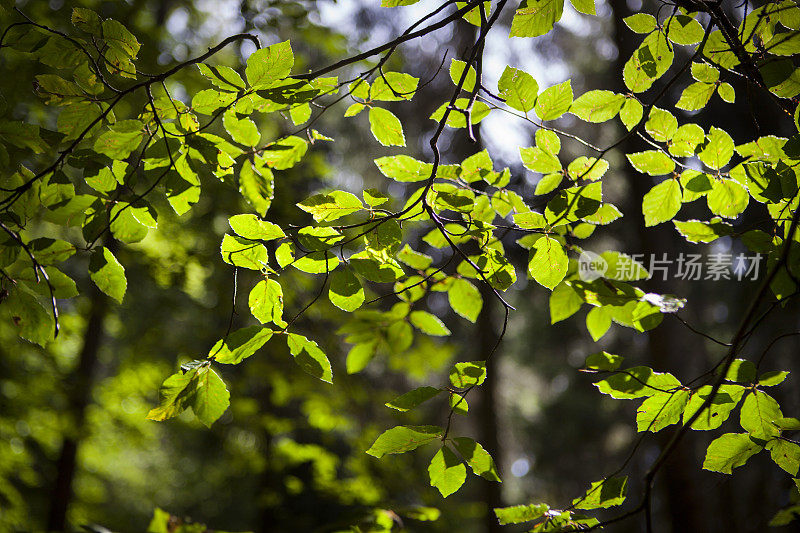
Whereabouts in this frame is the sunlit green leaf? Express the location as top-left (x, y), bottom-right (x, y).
top-left (428, 446), bottom-right (467, 497)
top-left (703, 433), bottom-right (762, 474)
top-left (366, 425), bottom-right (443, 457)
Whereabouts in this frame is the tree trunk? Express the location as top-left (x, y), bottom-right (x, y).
top-left (477, 285), bottom-right (503, 533)
top-left (47, 273), bottom-right (109, 530)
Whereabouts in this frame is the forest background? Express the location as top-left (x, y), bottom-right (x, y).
top-left (1, 0), bottom-right (800, 532)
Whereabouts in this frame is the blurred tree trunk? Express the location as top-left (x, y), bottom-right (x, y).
top-left (47, 270), bottom-right (110, 530)
top-left (477, 284), bottom-right (503, 533)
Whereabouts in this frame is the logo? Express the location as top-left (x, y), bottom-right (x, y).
top-left (578, 251), bottom-right (608, 282)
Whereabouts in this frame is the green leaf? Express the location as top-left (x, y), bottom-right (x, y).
top-left (89, 246), bottom-right (126, 303)
top-left (190, 367), bottom-right (230, 427)
top-left (683, 384), bottom-right (745, 430)
top-left (624, 13), bottom-right (656, 33)
top-left (449, 59), bottom-right (476, 92)
top-left (671, 124), bottom-right (705, 157)
top-left (397, 244), bottom-right (433, 270)
top-left (447, 278), bottom-right (482, 322)
top-left (569, 0), bottom-right (595, 15)
top-left (239, 162), bottom-right (274, 217)
top-left (146, 365), bottom-right (229, 427)
top-left (570, 90), bottom-right (625, 123)
top-left (740, 390), bottom-right (783, 439)
top-left (223, 111), bottom-right (260, 147)
top-left (261, 136), bottom-right (308, 170)
top-left (514, 211), bottom-right (547, 230)
top-left (210, 326), bottom-right (273, 364)
top-left (498, 66), bottom-right (538, 113)
top-left (449, 361), bottom-right (487, 388)
top-left (13, 266), bottom-right (77, 300)
top-left (146, 368), bottom-right (198, 422)
top-left (623, 32), bottom-right (674, 93)
top-left (699, 127), bottom-right (735, 169)
top-left (584, 351), bottom-right (623, 371)
top-left (703, 433), bottom-right (762, 474)
top-left (766, 439), bottom-right (800, 476)
top-left (346, 342), bottom-right (376, 375)
top-left (594, 366), bottom-right (681, 399)
top-left (761, 59), bottom-right (800, 98)
top-left (328, 269), bottom-right (365, 312)
top-left (509, 0), bottom-right (565, 38)
top-left (534, 80), bottom-right (572, 120)
top-left (369, 107), bottom-right (406, 146)
top-left (636, 390), bottom-right (690, 432)
top-left (286, 333), bottom-right (333, 383)
top-left (664, 14), bottom-right (705, 45)
top-left (549, 282), bottom-right (582, 323)
top-left (528, 236), bottom-right (568, 290)
top-left (676, 82), bottom-right (715, 111)
top-left (94, 120), bottom-right (143, 159)
top-left (645, 108), bottom-right (678, 141)
top-left (220, 234), bottom-right (268, 270)
top-left (619, 98), bottom-right (643, 130)
top-left (410, 310), bottom-right (451, 336)
top-left (691, 62), bottom-right (719, 83)
top-left (725, 359), bottom-right (757, 382)
top-left (456, 248), bottom-right (516, 291)
top-left (627, 150), bottom-right (675, 175)
top-left (201, 64), bottom-right (244, 91)
top-left (429, 446), bottom-right (467, 497)
top-left (572, 476), bottom-right (627, 510)
top-left (366, 425), bottom-right (443, 457)
top-left (673, 218), bottom-right (733, 243)
top-left (192, 89), bottom-right (237, 115)
top-left (297, 190), bottom-right (364, 222)
top-left (109, 202), bottom-right (149, 243)
top-left (718, 82), bottom-right (735, 103)
top-left (381, 0), bottom-right (421, 6)
top-left (363, 188), bottom-right (389, 207)
top-left (58, 103), bottom-right (103, 142)
top-left (366, 220), bottom-right (402, 253)
top-left (765, 30), bottom-right (800, 56)
top-left (72, 7), bottom-right (102, 34)
top-left (534, 173), bottom-right (562, 195)
top-left (585, 307), bottom-right (613, 341)
top-left (456, 1), bottom-right (492, 26)
top-left (453, 437), bottom-right (500, 481)
top-left (102, 19), bottom-right (140, 78)
top-left (289, 103), bottom-right (311, 125)
top-left (3, 284), bottom-right (54, 346)
top-left (495, 504), bottom-right (550, 525)
top-left (375, 154), bottom-right (431, 182)
top-left (520, 145), bottom-right (561, 174)
top-left (248, 279), bottom-right (286, 327)
top-left (707, 178), bottom-right (749, 218)
top-left (642, 178), bottom-right (682, 226)
top-left (349, 249), bottom-right (401, 281)
top-left (370, 72), bottom-right (419, 101)
top-left (386, 387), bottom-right (442, 412)
top-left (29, 238), bottom-right (75, 265)
top-left (229, 214), bottom-right (285, 240)
top-left (344, 103), bottom-right (363, 117)
top-left (246, 40), bottom-right (293, 88)
top-left (774, 418), bottom-right (800, 431)
top-left (759, 371), bottom-right (789, 386)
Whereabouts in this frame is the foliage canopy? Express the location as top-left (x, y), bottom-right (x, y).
top-left (3, 0), bottom-right (800, 530)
